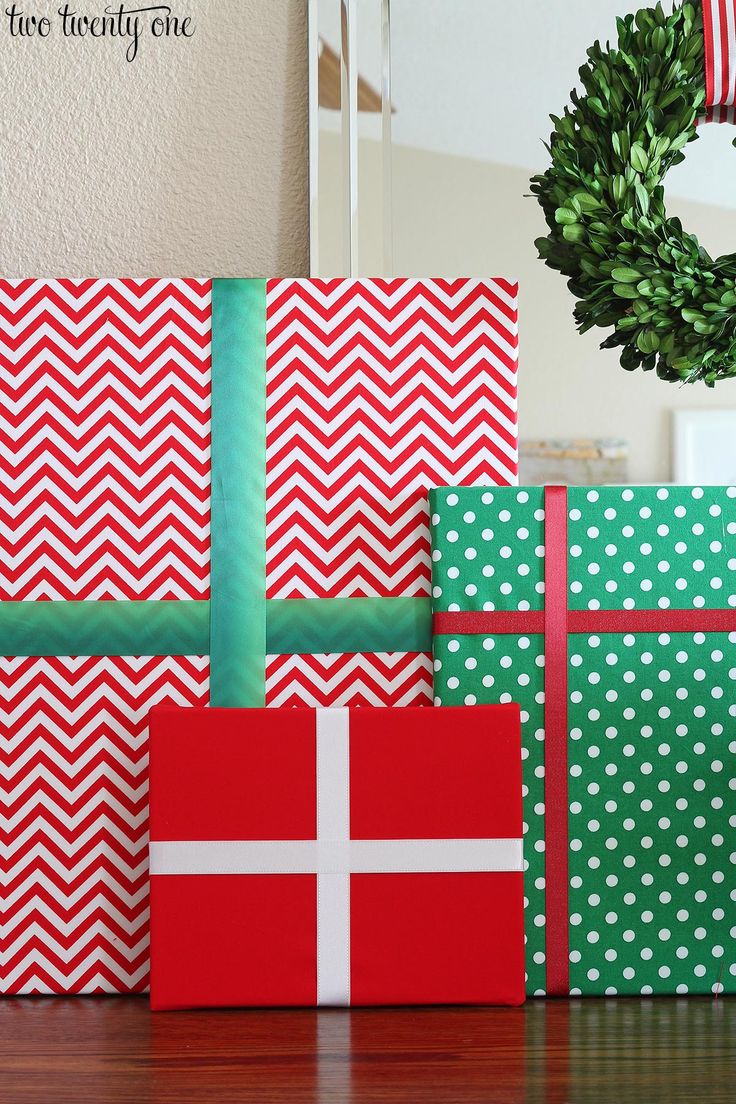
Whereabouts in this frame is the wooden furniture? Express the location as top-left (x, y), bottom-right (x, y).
top-left (0, 997), bottom-right (732, 1102)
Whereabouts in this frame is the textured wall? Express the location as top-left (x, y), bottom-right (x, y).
top-left (0, 0), bottom-right (309, 276)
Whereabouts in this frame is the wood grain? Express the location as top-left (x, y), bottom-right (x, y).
top-left (0, 997), bottom-right (733, 1103)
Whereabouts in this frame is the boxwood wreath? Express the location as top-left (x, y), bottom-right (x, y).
top-left (531, 1), bottom-right (736, 386)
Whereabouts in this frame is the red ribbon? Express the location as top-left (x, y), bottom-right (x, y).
top-left (433, 608), bottom-right (736, 637)
top-left (700, 0), bottom-right (736, 124)
top-left (433, 486), bottom-right (736, 996)
top-left (541, 487), bottom-right (570, 996)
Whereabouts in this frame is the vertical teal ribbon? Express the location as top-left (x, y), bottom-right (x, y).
top-left (210, 279), bottom-right (267, 706)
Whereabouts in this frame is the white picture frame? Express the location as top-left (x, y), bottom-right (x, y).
top-left (673, 411), bottom-right (736, 485)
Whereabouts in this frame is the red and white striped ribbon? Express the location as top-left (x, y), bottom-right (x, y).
top-left (702, 0), bottom-right (736, 123)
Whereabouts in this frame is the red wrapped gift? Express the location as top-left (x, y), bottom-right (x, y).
top-left (148, 704), bottom-right (525, 1009)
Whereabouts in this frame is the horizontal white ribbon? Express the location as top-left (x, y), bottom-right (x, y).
top-left (149, 837), bottom-right (524, 876)
top-left (150, 707), bottom-right (522, 1005)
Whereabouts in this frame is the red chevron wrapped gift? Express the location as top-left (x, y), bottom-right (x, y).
top-left (148, 704), bottom-right (525, 1010)
top-left (0, 276), bottom-right (518, 995)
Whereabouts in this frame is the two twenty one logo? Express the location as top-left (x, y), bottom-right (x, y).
top-left (3, 4), bottom-right (195, 62)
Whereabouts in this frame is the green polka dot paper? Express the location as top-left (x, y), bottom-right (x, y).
top-left (430, 485), bottom-right (736, 997)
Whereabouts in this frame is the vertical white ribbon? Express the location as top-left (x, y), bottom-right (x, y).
top-left (316, 706), bottom-right (351, 1006)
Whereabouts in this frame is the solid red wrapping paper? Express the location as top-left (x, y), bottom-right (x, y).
top-left (148, 704), bottom-right (525, 1010)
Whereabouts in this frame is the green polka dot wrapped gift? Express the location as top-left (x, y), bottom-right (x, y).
top-left (430, 485), bottom-right (736, 998)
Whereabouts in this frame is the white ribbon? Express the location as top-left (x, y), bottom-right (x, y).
top-left (149, 707), bottom-right (524, 1006)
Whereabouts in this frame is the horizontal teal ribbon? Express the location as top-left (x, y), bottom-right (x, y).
top-left (267, 597), bottom-right (432, 656)
top-left (0, 601), bottom-right (210, 658)
top-left (0, 598), bottom-right (432, 658)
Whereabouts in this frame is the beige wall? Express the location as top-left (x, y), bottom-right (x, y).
top-left (0, 0), bottom-right (310, 276)
top-left (319, 134), bottom-right (736, 484)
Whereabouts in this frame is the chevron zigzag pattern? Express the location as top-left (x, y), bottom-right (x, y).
top-left (1, 276), bottom-right (520, 993)
top-left (264, 652), bottom-right (433, 708)
top-left (0, 279), bottom-right (212, 600)
top-left (264, 278), bottom-right (519, 601)
top-left (0, 655), bottom-right (210, 994)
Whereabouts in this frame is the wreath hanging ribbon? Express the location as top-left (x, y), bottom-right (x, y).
top-left (702, 0), bottom-right (736, 123)
top-left (532, 1), bottom-right (736, 386)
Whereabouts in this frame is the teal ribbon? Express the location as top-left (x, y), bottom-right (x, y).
top-left (267, 597), bottom-right (432, 656)
top-left (209, 279), bottom-right (267, 707)
top-left (0, 598), bottom-right (432, 658)
top-left (0, 601), bottom-right (209, 658)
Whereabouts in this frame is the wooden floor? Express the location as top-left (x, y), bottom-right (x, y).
top-left (0, 996), bottom-right (733, 1102)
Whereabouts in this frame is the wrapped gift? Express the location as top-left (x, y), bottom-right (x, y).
top-left (0, 278), bottom-right (518, 994)
top-left (430, 484), bottom-right (736, 998)
top-left (148, 703), bottom-right (525, 1009)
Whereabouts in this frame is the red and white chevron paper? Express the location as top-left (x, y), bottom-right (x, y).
top-left (264, 651), bottom-right (434, 708)
top-left (0, 655), bottom-right (209, 994)
top-left (263, 278), bottom-right (518, 707)
top-left (0, 276), bottom-right (518, 993)
top-left (702, 0), bottom-right (736, 123)
top-left (0, 279), bottom-right (211, 600)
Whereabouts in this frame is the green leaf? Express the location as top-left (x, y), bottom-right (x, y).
top-left (613, 283), bottom-right (640, 299)
top-left (555, 207), bottom-right (578, 225)
top-left (611, 175), bottom-right (628, 203)
top-left (611, 267), bottom-right (643, 283)
top-left (669, 132), bottom-right (691, 152)
top-left (562, 223), bottom-right (586, 243)
top-left (630, 143), bottom-right (649, 173)
top-left (636, 329), bottom-right (660, 354)
top-left (587, 97), bottom-right (608, 118)
top-left (651, 27), bottom-right (667, 55)
top-left (681, 307), bottom-right (705, 324)
top-left (572, 191), bottom-right (600, 211)
top-left (635, 183), bottom-right (650, 215)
